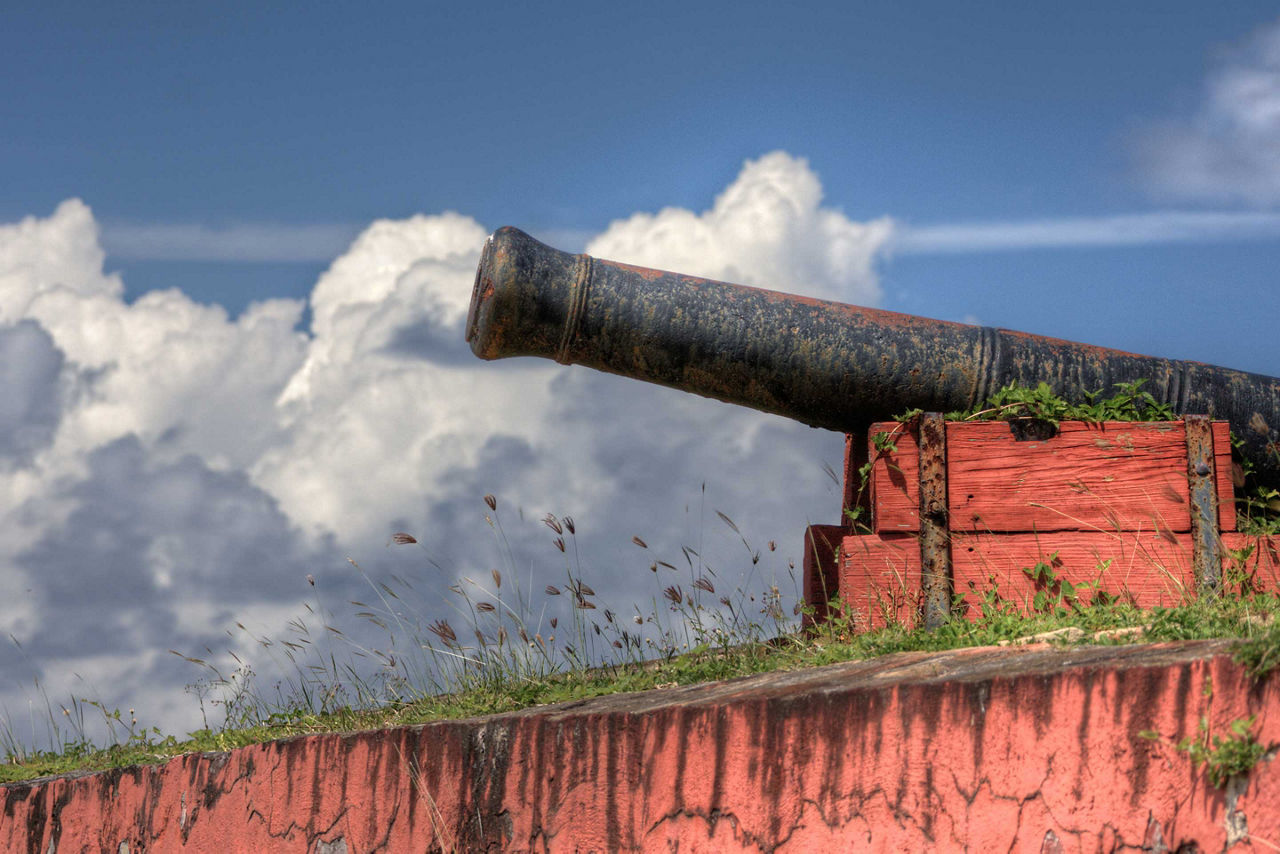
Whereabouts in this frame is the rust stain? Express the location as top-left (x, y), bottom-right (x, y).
top-left (607, 260), bottom-right (671, 282)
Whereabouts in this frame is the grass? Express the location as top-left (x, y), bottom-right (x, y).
top-left (3, 380), bottom-right (1278, 785)
top-left (2, 495), bottom-right (1279, 785)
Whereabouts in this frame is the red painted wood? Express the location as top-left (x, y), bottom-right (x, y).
top-left (840, 431), bottom-right (871, 528)
top-left (1222, 532), bottom-right (1280, 592)
top-left (1212, 421), bottom-right (1237, 532)
top-left (835, 533), bottom-right (919, 630)
top-left (803, 525), bottom-right (844, 625)
top-left (870, 420), bottom-right (1235, 534)
top-left (867, 421), bottom-right (920, 533)
top-left (951, 531), bottom-right (1197, 617)
top-left (837, 532), bottom-right (1278, 629)
top-left (949, 422), bottom-right (1194, 533)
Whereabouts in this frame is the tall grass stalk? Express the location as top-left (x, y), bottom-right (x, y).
top-left (4, 487), bottom-right (1278, 784)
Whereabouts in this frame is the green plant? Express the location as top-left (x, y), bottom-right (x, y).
top-left (1232, 620), bottom-right (1280, 678)
top-left (1020, 552), bottom-right (1104, 616)
top-left (842, 426), bottom-right (907, 534)
top-left (1232, 431), bottom-right (1280, 535)
top-left (1175, 715), bottom-right (1269, 788)
top-left (1139, 674), bottom-right (1272, 790)
top-left (949, 379), bottom-right (1174, 426)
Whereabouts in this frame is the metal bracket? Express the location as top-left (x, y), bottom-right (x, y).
top-left (1185, 414), bottom-right (1222, 594)
top-left (918, 413), bottom-right (952, 628)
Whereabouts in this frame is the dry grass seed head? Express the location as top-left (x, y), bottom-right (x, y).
top-left (427, 620), bottom-right (457, 645)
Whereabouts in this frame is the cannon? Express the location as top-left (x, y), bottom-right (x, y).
top-left (466, 226), bottom-right (1280, 487)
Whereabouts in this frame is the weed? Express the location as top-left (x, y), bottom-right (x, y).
top-left (1232, 431), bottom-right (1280, 536)
top-left (1021, 551), bottom-right (1102, 616)
top-left (5, 570), bottom-right (1280, 783)
top-left (1187, 715), bottom-right (1270, 787)
top-left (949, 379), bottom-right (1174, 427)
top-left (1142, 714), bottom-right (1270, 789)
top-left (1232, 621), bottom-right (1280, 678)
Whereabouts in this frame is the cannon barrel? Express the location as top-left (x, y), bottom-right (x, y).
top-left (467, 226), bottom-right (1280, 485)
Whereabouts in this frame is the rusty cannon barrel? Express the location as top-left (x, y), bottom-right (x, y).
top-left (466, 226), bottom-right (1280, 486)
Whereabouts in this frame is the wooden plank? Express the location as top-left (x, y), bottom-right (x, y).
top-left (870, 420), bottom-right (1235, 535)
top-left (948, 421), bottom-right (1195, 534)
top-left (837, 533), bottom-right (920, 630)
top-left (951, 532), bottom-right (1197, 618)
top-left (1213, 421), bottom-right (1237, 532)
top-left (841, 431), bottom-right (871, 529)
top-left (1221, 533), bottom-right (1280, 593)
top-left (833, 531), bottom-right (1278, 633)
top-left (802, 525), bottom-right (844, 626)
top-left (868, 421), bottom-right (919, 533)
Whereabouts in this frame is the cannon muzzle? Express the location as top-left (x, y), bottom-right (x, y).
top-left (467, 226), bottom-right (1280, 485)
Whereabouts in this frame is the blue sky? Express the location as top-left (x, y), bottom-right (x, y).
top-left (6, 3), bottom-right (1280, 370)
top-left (2, 3), bottom-right (1280, 743)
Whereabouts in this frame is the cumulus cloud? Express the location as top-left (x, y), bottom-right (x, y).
top-left (0, 200), bottom-right (320, 738)
top-left (1138, 17), bottom-right (1280, 204)
top-left (0, 200), bottom-right (310, 474)
top-left (0, 153), bottom-right (875, 743)
top-left (0, 322), bottom-right (67, 467)
top-left (15, 437), bottom-right (329, 660)
top-left (587, 151), bottom-right (893, 303)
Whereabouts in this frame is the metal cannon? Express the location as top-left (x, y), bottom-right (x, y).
top-left (466, 226), bottom-right (1280, 486)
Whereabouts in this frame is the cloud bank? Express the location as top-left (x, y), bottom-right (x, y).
top-left (0, 153), bottom-right (888, 743)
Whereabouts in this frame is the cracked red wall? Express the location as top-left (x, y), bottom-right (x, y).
top-left (3, 640), bottom-right (1277, 851)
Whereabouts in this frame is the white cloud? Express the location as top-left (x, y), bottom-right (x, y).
top-left (587, 151), bottom-right (893, 303)
top-left (0, 200), bottom-right (123, 314)
top-left (1138, 17), bottom-right (1280, 204)
top-left (0, 201), bottom-right (322, 741)
top-left (0, 154), bottom-right (871, 744)
top-left (0, 322), bottom-right (66, 467)
top-left (0, 200), bottom-right (310, 473)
